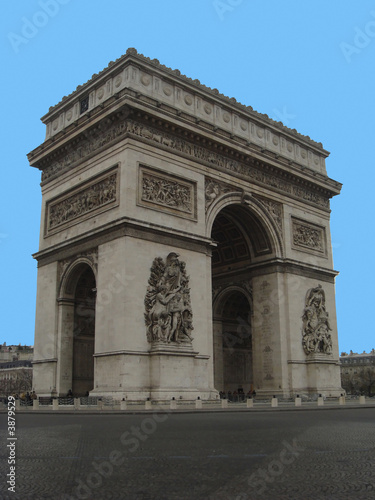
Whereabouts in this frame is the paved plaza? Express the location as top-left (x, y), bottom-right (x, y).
top-left (1, 407), bottom-right (375, 499)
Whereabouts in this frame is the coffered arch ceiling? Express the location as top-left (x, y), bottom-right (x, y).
top-left (211, 204), bottom-right (273, 274)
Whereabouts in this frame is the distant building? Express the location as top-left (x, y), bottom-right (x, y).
top-left (0, 343), bottom-right (34, 362)
top-left (340, 350), bottom-right (375, 396)
top-left (0, 344), bottom-right (34, 397)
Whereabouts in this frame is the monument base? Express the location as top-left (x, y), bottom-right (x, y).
top-left (149, 342), bottom-right (217, 400)
top-left (306, 354), bottom-right (343, 397)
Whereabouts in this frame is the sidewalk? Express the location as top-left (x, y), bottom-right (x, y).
top-left (3, 397), bottom-right (375, 415)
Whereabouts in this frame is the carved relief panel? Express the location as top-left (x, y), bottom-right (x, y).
top-left (138, 165), bottom-right (197, 220)
top-left (144, 253), bottom-right (194, 345)
top-left (291, 217), bottom-right (326, 256)
top-left (45, 167), bottom-right (118, 236)
top-left (302, 285), bottom-right (333, 355)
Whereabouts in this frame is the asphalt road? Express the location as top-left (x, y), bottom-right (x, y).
top-left (1, 408), bottom-right (375, 499)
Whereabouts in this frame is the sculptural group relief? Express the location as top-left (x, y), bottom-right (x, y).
top-left (144, 253), bottom-right (194, 345)
top-left (46, 171), bottom-right (117, 234)
top-left (139, 166), bottom-right (196, 219)
top-left (292, 218), bottom-right (325, 255)
top-left (302, 285), bottom-right (332, 355)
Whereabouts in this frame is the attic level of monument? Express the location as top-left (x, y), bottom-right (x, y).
top-left (41, 48), bottom-right (323, 148)
top-left (29, 49), bottom-right (343, 400)
top-left (28, 50), bottom-right (341, 191)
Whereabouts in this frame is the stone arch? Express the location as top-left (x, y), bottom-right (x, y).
top-left (56, 258), bottom-right (97, 397)
top-left (209, 193), bottom-right (285, 397)
top-left (213, 283), bottom-right (253, 320)
top-left (206, 191), bottom-right (284, 259)
top-left (212, 285), bottom-right (253, 394)
top-left (59, 257), bottom-right (97, 300)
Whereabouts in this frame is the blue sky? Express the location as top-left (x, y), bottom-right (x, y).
top-left (1, 0), bottom-right (374, 354)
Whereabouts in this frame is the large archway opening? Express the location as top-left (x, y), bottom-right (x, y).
top-left (72, 267), bottom-right (96, 396)
top-left (211, 202), bottom-right (275, 396)
top-left (213, 289), bottom-right (253, 394)
top-left (57, 261), bottom-right (96, 397)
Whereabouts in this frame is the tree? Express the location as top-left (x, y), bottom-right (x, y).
top-left (0, 368), bottom-right (32, 398)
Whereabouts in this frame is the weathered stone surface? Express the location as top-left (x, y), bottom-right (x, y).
top-left (29, 50), bottom-right (343, 400)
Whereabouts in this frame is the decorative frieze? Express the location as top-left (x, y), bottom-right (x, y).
top-left (292, 217), bottom-right (326, 255)
top-left (46, 168), bottom-right (118, 235)
top-left (144, 253), bottom-right (194, 345)
top-left (302, 285), bottom-right (332, 355)
top-left (129, 120), bottom-right (329, 209)
top-left (41, 116), bottom-right (330, 210)
top-left (138, 166), bottom-right (197, 220)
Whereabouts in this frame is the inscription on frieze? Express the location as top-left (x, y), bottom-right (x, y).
top-left (292, 217), bottom-right (326, 255)
top-left (138, 166), bottom-right (197, 220)
top-left (46, 168), bottom-right (118, 235)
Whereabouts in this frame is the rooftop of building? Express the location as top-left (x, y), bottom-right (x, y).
top-left (340, 350), bottom-right (375, 363)
top-left (0, 360), bottom-right (33, 369)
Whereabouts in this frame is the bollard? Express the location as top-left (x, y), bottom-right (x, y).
top-left (359, 395), bottom-right (366, 405)
top-left (74, 398), bottom-right (80, 410)
top-left (195, 398), bottom-right (202, 409)
top-left (170, 398), bottom-right (177, 410)
top-left (317, 395), bottom-right (324, 406)
top-left (221, 398), bottom-right (228, 408)
top-left (97, 399), bottom-right (103, 410)
top-left (120, 399), bottom-right (127, 410)
top-left (339, 395), bottom-right (346, 406)
top-left (246, 397), bottom-right (253, 408)
top-left (295, 396), bottom-right (302, 407)
top-left (271, 396), bottom-right (278, 408)
top-left (33, 399), bottom-right (39, 411)
top-left (52, 399), bottom-right (59, 411)
top-left (15, 399), bottom-right (21, 411)
top-left (145, 399), bottom-right (152, 410)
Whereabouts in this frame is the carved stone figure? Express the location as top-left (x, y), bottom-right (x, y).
top-left (293, 220), bottom-right (324, 252)
top-left (142, 174), bottom-right (192, 213)
top-left (205, 179), bottom-right (234, 211)
top-left (48, 173), bottom-right (117, 231)
top-left (144, 253), bottom-right (194, 344)
top-left (302, 285), bottom-right (332, 355)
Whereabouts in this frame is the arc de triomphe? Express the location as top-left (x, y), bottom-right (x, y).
top-left (28, 49), bottom-right (343, 399)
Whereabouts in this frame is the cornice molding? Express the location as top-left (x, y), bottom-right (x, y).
top-left (29, 106), bottom-right (340, 210)
top-left (41, 48), bottom-right (326, 153)
top-left (33, 215), bottom-right (214, 267)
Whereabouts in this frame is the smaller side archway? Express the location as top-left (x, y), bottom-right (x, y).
top-left (57, 259), bottom-right (97, 397)
top-left (213, 286), bottom-right (253, 395)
